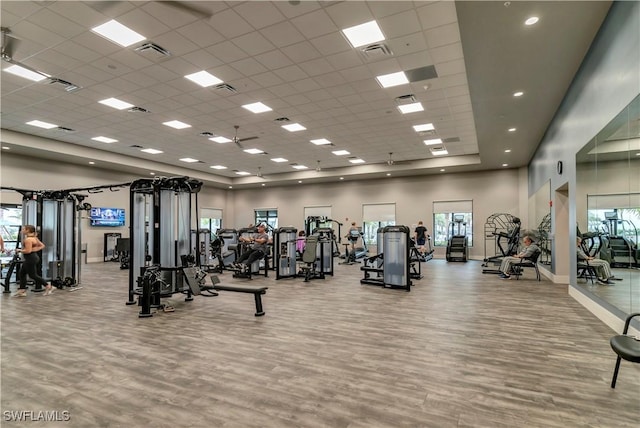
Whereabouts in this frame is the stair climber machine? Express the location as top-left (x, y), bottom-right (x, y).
top-left (601, 211), bottom-right (639, 268)
top-left (446, 214), bottom-right (468, 262)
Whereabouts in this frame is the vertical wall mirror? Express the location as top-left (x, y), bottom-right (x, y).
top-left (528, 181), bottom-right (552, 269)
top-left (575, 94), bottom-right (640, 315)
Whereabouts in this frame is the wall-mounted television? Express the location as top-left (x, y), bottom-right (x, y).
top-left (90, 207), bottom-right (125, 227)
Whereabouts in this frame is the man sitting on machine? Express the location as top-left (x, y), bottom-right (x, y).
top-left (232, 223), bottom-right (269, 272)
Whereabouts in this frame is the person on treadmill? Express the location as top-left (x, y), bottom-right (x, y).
top-left (233, 223), bottom-right (269, 269)
top-left (346, 222), bottom-right (360, 252)
top-left (414, 221), bottom-right (427, 246)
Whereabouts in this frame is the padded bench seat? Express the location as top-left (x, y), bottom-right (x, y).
top-left (209, 275), bottom-right (268, 316)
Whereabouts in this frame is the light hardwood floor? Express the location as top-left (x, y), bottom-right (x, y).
top-left (1, 259), bottom-right (639, 427)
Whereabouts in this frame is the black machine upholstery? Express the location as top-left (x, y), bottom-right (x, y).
top-left (511, 249), bottom-right (541, 281)
top-left (298, 235), bottom-right (321, 282)
top-left (610, 312), bottom-right (640, 388)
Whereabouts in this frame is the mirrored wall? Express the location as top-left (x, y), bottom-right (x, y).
top-left (576, 94), bottom-right (640, 314)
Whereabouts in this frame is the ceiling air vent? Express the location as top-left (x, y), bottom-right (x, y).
top-left (406, 65), bottom-right (438, 83)
top-left (443, 137), bottom-right (460, 143)
top-left (360, 43), bottom-right (392, 60)
top-left (56, 126), bottom-right (76, 132)
top-left (128, 106), bottom-right (150, 113)
top-left (214, 83), bottom-right (237, 93)
top-left (395, 94), bottom-right (416, 103)
top-left (418, 129), bottom-right (437, 137)
top-left (274, 117), bottom-right (290, 122)
top-left (199, 132), bottom-right (214, 137)
top-left (134, 42), bottom-right (171, 60)
top-left (130, 145), bottom-right (143, 148)
top-left (48, 78), bottom-right (81, 92)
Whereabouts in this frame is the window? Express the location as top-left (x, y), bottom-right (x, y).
top-left (0, 204), bottom-right (23, 255)
top-left (362, 203), bottom-right (396, 246)
top-left (200, 208), bottom-right (222, 235)
top-left (255, 209), bottom-right (278, 230)
top-left (433, 200), bottom-right (473, 247)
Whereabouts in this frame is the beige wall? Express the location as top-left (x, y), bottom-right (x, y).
top-left (2, 151), bottom-right (524, 261)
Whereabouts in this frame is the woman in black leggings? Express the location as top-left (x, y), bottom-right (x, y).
top-left (13, 225), bottom-right (54, 297)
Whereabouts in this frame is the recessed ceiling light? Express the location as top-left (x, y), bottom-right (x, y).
top-left (413, 123), bottom-right (435, 132)
top-left (292, 165), bottom-right (308, 170)
top-left (1, 146), bottom-right (10, 150)
top-left (179, 157), bottom-right (199, 163)
top-left (92, 136), bottom-right (118, 143)
top-left (163, 120), bottom-right (191, 129)
top-left (386, 173), bottom-right (391, 176)
top-left (235, 171), bottom-right (251, 175)
top-left (636, 152), bottom-right (640, 156)
top-left (424, 138), bottom-right (443, 146)
top-left (525, 16), bottom-right (539, 26)
top-left (440, 169), bottom-right (445, 172)
top-left (242, 102), bottom-right (272, 113)
top-left (141, 148), bottom-right (163, 154)
top-left (513, 91), bottom-right (524, 97)
top-left (339, 177), bottom-right (344, 180)
top-left (244, 148), bottom-right (264, 154)
top-left (332, 150), bottom-right (350, 156)
top-left (431, 148), bottom-right (448, 156)
top-left (282, 123), bottom-right (306, 132)
top-left (210, 165), bottom-right (227, 170)
top-left (398, 102), bottom-right (424, 114)
top-left (502, 163), bottom-right (509, 167)
top-left (376, 71), bottom-right (409, 88)
top-left (271, 158), bottom-right (288, 163)
top-left (505, 149), bottom-right (512, 153)
top-left (341, 20), bottom-right (385, 48)
top-left (229, 186), bottom-right (233, 189)
top-left (261, 183), bottom-right (266, 187)
top-left (184, 71), bottom-right (223, 87)
top-left (210, 136), bottom-right (232, 144)
top-left (508, 128), bottom-right (516, 132)
top-left (310, 138), bottom-right (332, 146)
top-left (4, 64), bottom-right (48, 82)
top-left (88, 161), bottom-right (95, 165)
top-left (349, 158), bottom-right (365, 164)
top-left (26, 120), bottom-right (58, 129)
top-left (91, 19), bottom-right (145, 47)
top-left (298, 180), bottom-right (303, 184)
top-left (99, 97), bottom-right (134, 110)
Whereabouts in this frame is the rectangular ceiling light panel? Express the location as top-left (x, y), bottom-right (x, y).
top-left (99, 98), bottom-right (134, 110)
top-left (242, 102), bottom-right (272, 113)
top-left (342, 20), bottom-right (385, 48)
top-left (210, 136), bottom-right (232, 143)
top-left (26, 120), bottom-right (58, 129)
top-left (413, 123), bottom-right (435, 132)
top-left (310, 139), bottom-right (332, 145)
top-left (185, 71), bottom-right (223, 87)
top-left (282, 123), bottom-right (306, 132)
top-left (398, 103), bottom-right (424, 114)
top-left (376, 71), bottom-right (408, 88)
top-left (92, 136), bottom-right (118, 143)
top-left (4, 64), bottom-right (48, 82)
top-left (91, 20), bottom-right (146, 47)
top-left (163, 120), bottom-right (191, 129)
top-left (141, 148), bottom-right (163, 154)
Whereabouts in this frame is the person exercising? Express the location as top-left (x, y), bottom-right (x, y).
top-left (498, 235), bottom-right (540, 279)
top-left (577, 237), bottom-right (615, 285)
top-left (415, 221), bottom-right (427, 246)
top-left (234, 223), bottom-right (269, 269)
top-left (14, 225), bottom-right (55, 297)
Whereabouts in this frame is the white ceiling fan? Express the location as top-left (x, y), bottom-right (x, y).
top-left (232, 125), bottom-right (259, 150)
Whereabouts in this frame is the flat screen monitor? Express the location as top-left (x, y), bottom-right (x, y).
top-left (90, 207), bottom-right (125, 227)
top-left (604, 211), bottom-right (618, 220)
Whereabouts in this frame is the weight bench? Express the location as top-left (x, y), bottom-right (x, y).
top-left (209, 275), bottom-right (268, 316)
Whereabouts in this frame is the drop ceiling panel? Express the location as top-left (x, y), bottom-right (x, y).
top-left (260, 21), bottom-right (306, 48)
top-left (233, 2), bottom-right (286, 30)
top-left (291, 9), bottom-right (337, 39)
top-left (208, 8), bottom-right (254, 39)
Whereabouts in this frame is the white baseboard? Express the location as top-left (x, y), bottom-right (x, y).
top-left (568, 285), bottom-right (638, 335)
